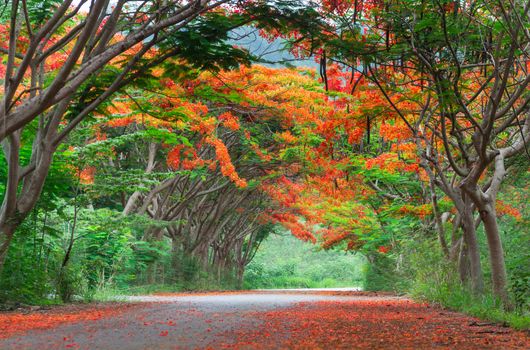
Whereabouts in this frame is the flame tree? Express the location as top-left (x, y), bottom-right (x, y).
top-left (301, 0), bottom-right (530, 306)
top-left (0, 0), bottom-right (325, 271)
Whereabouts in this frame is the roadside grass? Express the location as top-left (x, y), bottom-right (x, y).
top-left (410, 279), bottom-right (530, 330)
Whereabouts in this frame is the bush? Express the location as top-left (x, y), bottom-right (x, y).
top-left (0, 221), bottom-right (62, 305)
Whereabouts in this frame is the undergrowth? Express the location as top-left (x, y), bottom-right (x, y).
top-left (399, 238), bottom-right (530, 330)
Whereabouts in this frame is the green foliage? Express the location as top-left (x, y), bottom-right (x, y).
top-left (0, 201), bottom-right (174, 304)
top-left (509, 264), bottom-right (529, 313)
top-left (0, 0), bottom-right (62, 23)
top-left (497, 168), bottom-right (530, 313)
top-left (163, 12), bottom-right (252, 72)
top-left (0, 192), bottom-right (253, 306)
top-left (0, 218), bottom-right (62, 305)
top-left (244, 232), bottom-right (365, 289)
top-left (363, 254), bottom-right (401, 292)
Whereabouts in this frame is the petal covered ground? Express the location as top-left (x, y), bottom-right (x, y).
top-left (0, 303), bottom-right (143, 340)
top-left (0, 291), bottom-right (528, 349)
top-left (214, 297), bottom-right (529, 349)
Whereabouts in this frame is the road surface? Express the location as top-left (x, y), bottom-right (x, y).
top-left (0, 289), bottom-right (528, 349)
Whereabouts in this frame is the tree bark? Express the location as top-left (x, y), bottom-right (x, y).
top-left (171, 238), bottom-right (183, 283)
top-left (460, 198), bottom-right (484, 294)
top-left (462, 151), bottom-right (512, 308)
top-left (236, 264), bottom-right (245, 289)
top-left (0, 224), bottom-right (15, 274)
top-left (458, 239), bottom-right (471, 284)
top-left (122, 142), bottom-right (157, 215)
top-left (0, 133), bottom-right (55, 270)
top-left (429, 178), bottom-right (450, 258)
top-left (193, 243), bottom-right (210, 271)
top-left (480, 203), bottom-right (511, 307)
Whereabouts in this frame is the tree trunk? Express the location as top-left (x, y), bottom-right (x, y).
top-left (0, 134), bottom-right (56, 272)
top-left (449, 214), bottom-right (462, 261)
top-left (147, 261), bottom-right (157, 285)
top-left (0, 224), bottom-right (15, 274)
top-left (193, 243), bottom-right (210, 271)
top-left (460, 200), bottom-right (484, 294)
top-left (429, 178), bottom-right (450, 258)
top-left (171, 238), bottom-right (183, 283)
top-left (461, 153), bottom-right (511, 308)
top-left (236, 264), bottom-right (245, 290)
top-left (480, 203), bottom-right (511, 307)
top-left (0, 134), bottom-right (21, 273)
top-left (458, 240), bottom-right (471, 284)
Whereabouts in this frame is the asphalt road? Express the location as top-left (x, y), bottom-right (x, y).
top-left (0, 289), bottom-right (389, 350)
top-left (0, 289), bottom-right (527, 349)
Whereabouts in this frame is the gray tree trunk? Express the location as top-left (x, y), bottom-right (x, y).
top-left (0, 225), bottom-right (15, 274)
top-left (458, 240), bottom-right (471, 284)
top-left (480, 203), bottom-right (511, 307)
top-left (460, 200), bottom-right (484, 294)
top-left (462, 152), bottom-right (512, 308)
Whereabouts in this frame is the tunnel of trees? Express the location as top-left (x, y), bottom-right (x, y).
top-left (0, 0), bottom-right (528, 326)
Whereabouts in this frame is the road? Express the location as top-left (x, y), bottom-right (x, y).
top-left (0, 290), bottom-right (528, 349)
